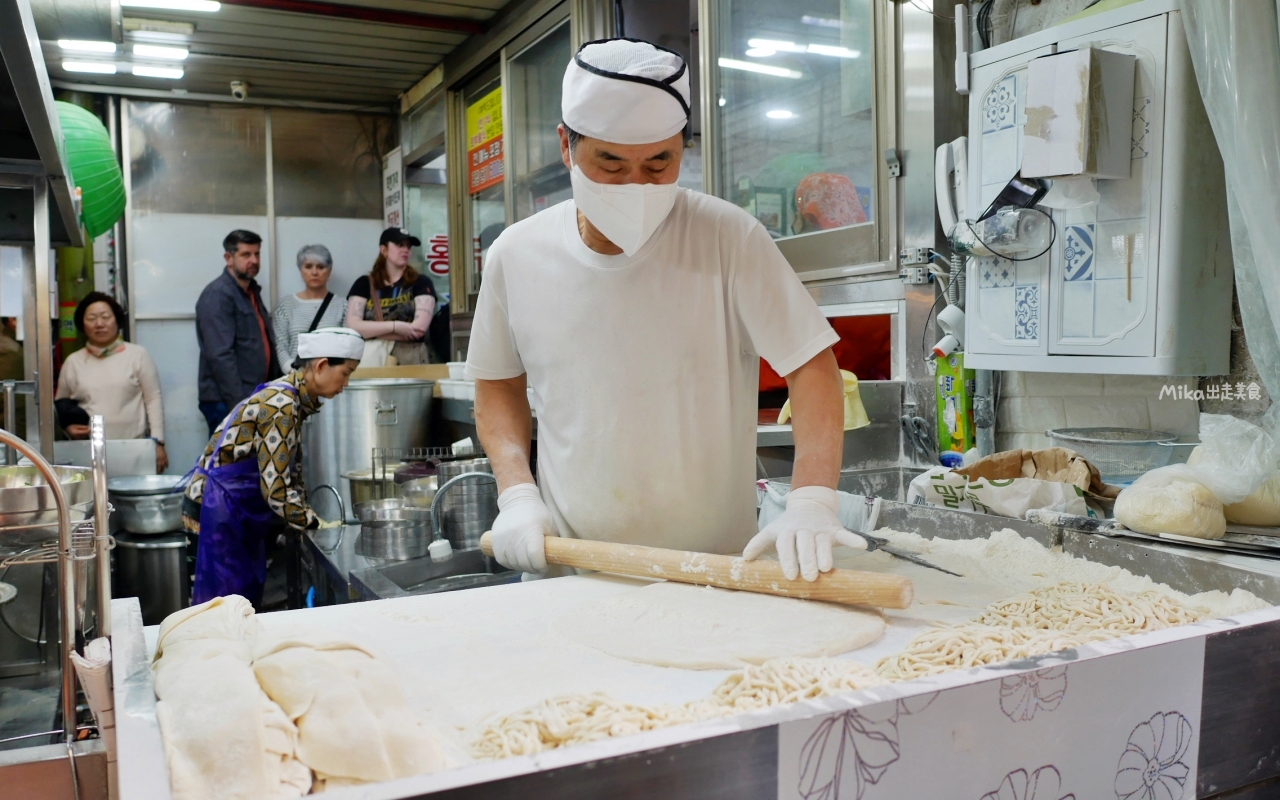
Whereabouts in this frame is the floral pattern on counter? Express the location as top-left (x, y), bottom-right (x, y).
top-left (982, 765), bottom-right (1075, 800)
top-left (797, 694), bottom-right (937, 800)
top-left (1000, 666), bottom-right (1068, 722)
top-left (1114, 712), bottom-right (1193, 800)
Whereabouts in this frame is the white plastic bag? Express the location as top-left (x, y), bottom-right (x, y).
top-left (906, 467), bottom-right (1091, 519)
top-left (1177, 413), bottom-right (1277, 504)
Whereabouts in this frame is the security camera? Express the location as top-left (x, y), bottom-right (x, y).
top-left (230, 81), bottom-right (248, 101)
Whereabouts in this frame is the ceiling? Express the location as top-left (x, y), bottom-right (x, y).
top-left (36, 0), bottom-right (511, 108)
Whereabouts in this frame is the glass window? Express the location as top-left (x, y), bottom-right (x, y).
top-left (271, 109), bottom-right (391, 218)
top-left (128, 102), bottom-right (267, 215)
top-left (463, 70), bottom-right (505, 295)
top-left (405, 181), bottom-right (451, 299)
top-left (507, 21), bottom-right (573, 222)
top-left (404, 99), bottom-right (446, 156)
top-left (715, 0), bottom-right (875, 240)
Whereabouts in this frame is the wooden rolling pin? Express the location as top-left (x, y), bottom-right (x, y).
top-left (479, 532), bottom-right (914, 609)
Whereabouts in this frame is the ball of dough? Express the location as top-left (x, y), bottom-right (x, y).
top-left (1115, 478), bottom-right (1226, 539)
top-left (1188, 445), bottom-right (1280, 526)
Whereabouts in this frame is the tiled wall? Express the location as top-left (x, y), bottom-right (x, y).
top-left (995, 372), bottom-right (1199, 452)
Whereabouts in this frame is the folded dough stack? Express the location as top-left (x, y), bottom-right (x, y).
top-left (152, 596), bottom-right (311, 800)
top-left (253, 636), bottom-right (453, 789)
top-left (152, 596), bottom-right (451, 798)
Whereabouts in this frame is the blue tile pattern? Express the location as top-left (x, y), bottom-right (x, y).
top-left (1063, 224), bottom-right (1095, 281)
top-left (983, 75), bottom-right (1017, 133)
top-left (1015, 285), bottom-right (1039, 340)
top-left (980, 260), bottom-right (1015, 288)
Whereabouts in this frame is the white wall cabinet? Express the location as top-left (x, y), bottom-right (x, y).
top-left (963, 0), bottom-right (1231, 376)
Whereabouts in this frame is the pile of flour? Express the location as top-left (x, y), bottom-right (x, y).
top-left (876, 527), bottom-right (1269, 618)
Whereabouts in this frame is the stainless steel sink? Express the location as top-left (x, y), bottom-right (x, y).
top-left (349, 548), bottom-right (518, 600)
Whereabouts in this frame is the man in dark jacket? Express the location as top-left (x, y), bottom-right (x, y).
top-left (195, 230), bottom-right (282, 435)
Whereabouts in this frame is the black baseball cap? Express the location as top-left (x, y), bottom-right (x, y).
top-left (380, 227), bottom-right (421, 247)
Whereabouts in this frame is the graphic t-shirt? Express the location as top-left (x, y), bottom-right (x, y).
top-left (348, 274), bottom-right (437, 324)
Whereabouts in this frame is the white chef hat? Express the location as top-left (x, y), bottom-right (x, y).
top-left (297, 327), bottom-right (365, 361)
top-left (562, 38), bottom-right (691, 146)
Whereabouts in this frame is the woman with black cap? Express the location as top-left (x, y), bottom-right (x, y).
top-left (346, 227), bottom-right (438, 366)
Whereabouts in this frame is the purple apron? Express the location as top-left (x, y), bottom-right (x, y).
top-left (191, 381), bottom-right (298, 607)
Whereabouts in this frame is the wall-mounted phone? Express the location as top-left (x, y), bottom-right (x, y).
top-left (935, 136), bottom-right (968, 236)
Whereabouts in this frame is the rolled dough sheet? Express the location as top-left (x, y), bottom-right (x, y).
top-left (552, 582), bottom-right (886, 670)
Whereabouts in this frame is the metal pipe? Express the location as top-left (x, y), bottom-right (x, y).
top-left (975, 369), bottom-right (995, 458)
top-left (217, 0), bottom-right (484, 33)
top-left (3, 381), bottom-right (15, 466)
top-left (0, 427), bottom-right (76, 742)
top-left (32, 179), bottom-right (56, 461)
top-left (90, 416), bottom-right (111, 639)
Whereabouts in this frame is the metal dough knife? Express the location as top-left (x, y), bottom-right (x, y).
top-left (859, 497), bottom-right (964, 577)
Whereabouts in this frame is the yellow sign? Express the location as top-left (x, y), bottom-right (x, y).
top-left (466, 86), bottom-right (503, 149)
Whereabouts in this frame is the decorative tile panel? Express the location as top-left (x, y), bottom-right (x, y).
top-left (1015, 285), bottom-right (1039, 341)
top-left (1063, 224), bottom-right (1095, 281)
top-left (982, 75), bottom-right (1017, 133)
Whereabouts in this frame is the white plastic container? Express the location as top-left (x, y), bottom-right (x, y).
top-left (447, 361), bottom-right (466, 380)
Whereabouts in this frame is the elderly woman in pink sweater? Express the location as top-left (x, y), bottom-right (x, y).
top-left (56, 292), bottom-right (168, 472)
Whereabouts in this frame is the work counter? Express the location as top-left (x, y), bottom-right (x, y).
top-left (114, 502), bottom-right (1280, 799)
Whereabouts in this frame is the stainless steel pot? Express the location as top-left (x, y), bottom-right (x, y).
top-left (356, 522), bottom-right (432, 560)
top-left (434, 459), bottom-right (497, 551)
top-left (342, 466), bottom-right (403, 507)
top-left (302, 379), bottom-right (433, 521)
top-left (108, 475), bottom-right (185, 534)
top-left (113, 532), bottom-right (189, 625)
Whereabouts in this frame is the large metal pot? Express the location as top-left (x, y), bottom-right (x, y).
top-left (302, 379), bottom-right (433, 521)
top-left (0, 465), bottom-right (95, 557)
top-left (112, 532), bottom-right (189, 625)
top-left (435, 458), bottom-right (497, 551)
top-left (108, 475), bottom-right (185, 534)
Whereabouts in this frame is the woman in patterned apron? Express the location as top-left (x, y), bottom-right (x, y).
top-left (182, 327), bottom-right (364, 607)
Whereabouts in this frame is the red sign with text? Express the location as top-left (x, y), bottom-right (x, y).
top-left (468, 136), bottom-right (504, 194)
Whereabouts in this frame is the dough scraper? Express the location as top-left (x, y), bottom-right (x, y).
top-left (859, 496), bottom-right (964, 577)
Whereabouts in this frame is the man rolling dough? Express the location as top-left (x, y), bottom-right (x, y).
top-left (466, 38), bottom-right (864, 581)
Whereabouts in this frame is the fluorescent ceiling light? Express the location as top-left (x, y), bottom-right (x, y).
top-left (718, 58), bottom-right (802, 79)
top-left (766, 109), bottom-right (795, 120)
top-left (63, 61), bottom-right (117, 74)
top-left (120, 0), bottom-right (220, 12)
top-left (133, 43), bottom-right (189, 60)
top-left (744, 47), bottom-right (775, 58)
top-left (807, 43), bottom-right (860, 58)
top-left (58, 40), bottom-right (117, 53)
top-left (718, 97), bottom-right (726, 107)
top-left (131, 64), bottom-right (184, 78)
top-left (748, 38), bottom-right (806, 53)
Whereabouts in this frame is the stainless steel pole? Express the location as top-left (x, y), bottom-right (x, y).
top-left (91, 416), bottom-right (111, 639)
top-left (2, 380), bottom-right (15, 465)
top-left (31, 179), bottom-right (55, 461)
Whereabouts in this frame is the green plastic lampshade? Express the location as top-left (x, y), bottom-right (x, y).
top-left (55, 101), bottom-right (125, 239)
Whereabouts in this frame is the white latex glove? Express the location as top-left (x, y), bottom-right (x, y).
top-left (316, 518), bottom-right (343, 529)
top-left (743, 486), bottom-right (867, 581)
top-left (491, 483), bottom-right (556, 574)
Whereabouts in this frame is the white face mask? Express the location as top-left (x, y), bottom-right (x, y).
top-left (569, 156), bottom-right (679, 257)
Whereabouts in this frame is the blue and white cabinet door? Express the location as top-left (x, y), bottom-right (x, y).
top-left (965, 46), bottom-right (1055, 357)
top-left (1048, 15), bottom-right (1168, 356)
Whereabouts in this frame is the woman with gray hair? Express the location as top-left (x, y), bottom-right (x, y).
top-left (272, 244), bottom-right (348, 368)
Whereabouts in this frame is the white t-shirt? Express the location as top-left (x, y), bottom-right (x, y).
top-left (465, 190), bottom-right (838, 555)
